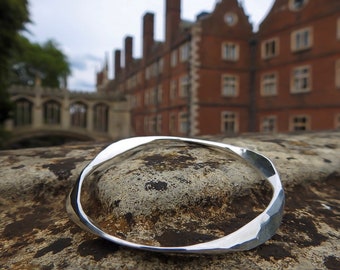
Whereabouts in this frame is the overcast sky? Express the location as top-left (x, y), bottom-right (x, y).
top-left (25, 0), bottom-right (274, 91)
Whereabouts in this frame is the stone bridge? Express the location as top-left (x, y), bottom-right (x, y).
top-left (4, 85), bottom-right (130, 145)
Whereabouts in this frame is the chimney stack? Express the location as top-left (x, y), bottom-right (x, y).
top-left (165, 0), bottom-right (181, 46)
top-left (114, 49), bottom-right (121, 78)
top-left (143, 12), bottom-right (154, 59)
top-left (124, 36), bottom-right (133, 68)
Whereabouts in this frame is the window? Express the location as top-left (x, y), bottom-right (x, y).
top-left (224, 12), bottom-right (238, 26)
top-left (291, 27), bottom-right (312, 52)
top-left (145, 66), bottom-right (151, 80)
top-left (291, 66), bottom-right (311, 93)
top-left (170, 79), bottom-right (177, 100)
top-left (93, 103), bottom-right (109, 132)
top-left (14, 98), bottom-right (33, 127)
top-left (221, 112), bottom-right (238, 134)
top-left (222, 42), bottom-right (239, 61)
top-left (44, 100), bottom-right (61, 125)
top-left (156, 114), bottom-right (162, 134)
top-left (222, 74), bottom-right (238, 97)
top-left (335, 114), bottom-right (340, 130)
top-left (144, 116), bottom-right (149, 133)
top-left (171, 50), bottom-right (177, 67)
top-left (336, 60), bottom-right (340, 88)
top-left (261, 116), bottom-right (277, 132)
top-left (180, 42), bottom-right (190, 62)
top-left (157, 85), bottom-right (163, 104)
top-left (262, 38), bottom-right (279, 59)
top-left (150, 88), bottom-right (156, 105)
top-left (179, 75), bottom-right (190, 97)
top-left (179, 112), bottom-right (189, 134)
top-left (289, 0), bottom-right (308, 11)
top-left (291, 115), bottom-right (310, 131)
top-left (70, 102), bottom-right (87, 128)
top-left (169, 113), bottom-right (177, 133)
top-left (261, 73), bottom-right (278, 96)
top-left (158, 58), bottom-right (164, 74)
top-left (144, 90), bottom-right (149, 106)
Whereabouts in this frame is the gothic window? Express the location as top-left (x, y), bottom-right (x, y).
top-left (93, 103), bottom-right (109, 132)
top-left (70, 102), bottom-right (87, 128)
top-left (44, 100), bottom-right (61, 125)
top-left (14, 98), bottom-right (33, 127)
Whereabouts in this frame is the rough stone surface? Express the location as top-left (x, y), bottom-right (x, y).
top-left (0, 132), bottom-right (339, 269)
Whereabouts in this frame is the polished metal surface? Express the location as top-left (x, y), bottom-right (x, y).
top-left (66, 136), bottom-right (285, 254)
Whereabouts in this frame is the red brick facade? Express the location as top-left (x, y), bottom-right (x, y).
top-left (98, 0), bottom-right (340, 136)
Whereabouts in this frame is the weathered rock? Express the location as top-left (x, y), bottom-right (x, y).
top-left (0, 132), bottom-right (339, 269)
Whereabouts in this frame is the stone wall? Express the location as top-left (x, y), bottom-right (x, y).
top-left (0, 132), bottom-right (339, 269)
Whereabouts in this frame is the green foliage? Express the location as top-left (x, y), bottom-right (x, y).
top-left (0, 0), bottom-right (30, 124)
top-left (11, 36), bottom-right (71, 88)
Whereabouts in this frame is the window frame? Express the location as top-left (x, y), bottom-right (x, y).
top-left (171, 49), bottom-right (178, 67)
top-left (221, 42), bottom-right (239, 61)
top-left (179, 75), bottom-right (190, 98)
top-left (291, 27), bottom-right (313, 52)
top-left (261, 72), bottom-right (278, 96)
top-left (14, 98), bottom-right (33, 127)
top-left (261, 116), bottom-right (277, 133)
top-left (179, 112), bottom-right (189, 134)
top-left (290, 115), bottom-right (311, 131)
top-left (221, 74), bottom-right (239, 97)
top-left (170, 79), bottom-right (177, 100)
top-left (180, 42), bottom-right (190, 62)
top-left (335, 59), bottom-right (340, 88)
top-left (291, 65), bottom-right (312, 94)
top-left (221, 111), bottom-right (238, 134)
top-left (262, 38), bottom-right (279, 59)
top-left (335, 114), bottom-right (340, 130)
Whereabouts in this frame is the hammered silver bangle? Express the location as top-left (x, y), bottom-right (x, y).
top-left (66, 136), bottom-right (285, 254)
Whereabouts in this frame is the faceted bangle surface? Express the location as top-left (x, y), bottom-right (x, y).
top-left (66, 136), bottom-right (285, 254)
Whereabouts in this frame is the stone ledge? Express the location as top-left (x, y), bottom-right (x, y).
top-left (0, 132), bottom-right (339, 269)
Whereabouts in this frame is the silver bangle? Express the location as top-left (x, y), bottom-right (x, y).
top-left (66, 136), bottom-right (284, 254)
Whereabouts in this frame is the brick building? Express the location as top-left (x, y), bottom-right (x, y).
top-left (97, 0), bottom-right (340, 136)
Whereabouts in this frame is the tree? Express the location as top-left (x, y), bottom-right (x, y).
top-left (0, 0), bottom-right (29, 124)
top-left (11, 37), bottom-right (71, 88)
